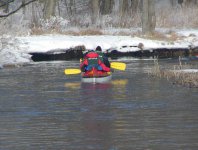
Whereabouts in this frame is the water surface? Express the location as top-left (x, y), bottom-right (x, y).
top-left (0, 59), bottom-right (198, 150)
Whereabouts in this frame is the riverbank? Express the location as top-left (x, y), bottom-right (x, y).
top-left (0, 28), bottom-right (198, 66)
top-left (14, 28), bottom-right (198, 61)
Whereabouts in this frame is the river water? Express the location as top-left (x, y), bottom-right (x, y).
top-left (0, 58), bottom-right (198, 150)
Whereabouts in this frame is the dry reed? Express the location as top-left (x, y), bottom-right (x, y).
top-left (149, 57), bottom-right (198, 88)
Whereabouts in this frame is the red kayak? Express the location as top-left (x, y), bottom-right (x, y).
top-left (81, 68), bottom-right (112, 83)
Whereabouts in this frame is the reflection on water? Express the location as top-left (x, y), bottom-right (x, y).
top-left (65, 79), bottom-right (128, 94)
top-left (64, 82), bottom-right (81, 89)
top-left (0, 59), bottom-right (198, 150)
top-left (111, 79), bottom-right (128, 86)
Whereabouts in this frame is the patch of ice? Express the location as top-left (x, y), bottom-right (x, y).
top-left (180, 69), bottom-right (198, 73)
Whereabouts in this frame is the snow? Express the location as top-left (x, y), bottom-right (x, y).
top-left (16, 35), bottom-right (193, 53)
top-left (176, 69), bottom-right (198, 73)
top-left (0, 28), bottom-right (198, 67)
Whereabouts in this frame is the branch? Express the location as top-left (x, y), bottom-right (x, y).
top-left (0, 0), bottom-right (38, 18)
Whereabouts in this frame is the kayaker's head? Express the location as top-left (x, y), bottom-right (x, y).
top-left (96, 46), bottom-right (102, 52)
top-left (80, 45), bottom-right (86, 51)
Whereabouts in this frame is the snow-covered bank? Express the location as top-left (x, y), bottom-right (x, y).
top-left (17, 33), bottom-right (197, 53)
top-left (175, 69), bottom-right (198, 73)
top-left (0, 36), bottom-right (32, 67)
top-left (0, 29), bottom-right (198, 67)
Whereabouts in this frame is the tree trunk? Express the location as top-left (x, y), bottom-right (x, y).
top-left (149, 0), bottom-right (156, 32)
top-left (170, 0), bottom-right (177, 7)
top-left (100, 0), bottom-right (114, 15)
top-left (68, 0), bottom-right (75, 16)
top-left (44, 0), bottom-right (56, 20)
top-left (119, 0), bottom-right (129, 27)
top-left (142, 0), bottom-right (156, 35)
top-left (91, 0), bottom-right (99, 25)
top-left (131, 0), bottom-right (140, 13)
top-left (32, 1), bottom-right (38, 26)
top-left (22, 0), bottom-right (26, 15)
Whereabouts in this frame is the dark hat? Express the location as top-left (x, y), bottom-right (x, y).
top-left (96, 46), bottom-right (102, 51)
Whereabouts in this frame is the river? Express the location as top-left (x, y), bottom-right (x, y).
top-left (0, 58), bottom-right (198, 150)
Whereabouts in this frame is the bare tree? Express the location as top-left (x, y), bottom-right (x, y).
top-left (170, 0), bottom-right (177, 7)
top-left (182, 0), bottom-right (198, 7)
top-left (31, 0), bottom-right (43, 26)
top-left (0, 0), bottom-right (14, 13)
top-left (0, 0), bottom-right (38, 18)
top-left (131, 0), bottom-right (141, 13)
top-left (68, 0), bottom-right (75, 17)
top-left (100, 0), bottom-right (114, 15)
top-left (119, 0), bottom-right (129, 27)
top-left (43, 0), bottom-right (56, 19)
top-left (91, 0), bottom-right (99, 25)
top-left (142, 0), bottom-right (156, 35)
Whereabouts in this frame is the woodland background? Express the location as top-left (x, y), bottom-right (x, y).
top-left (0, 0), bottom-right (198, 35)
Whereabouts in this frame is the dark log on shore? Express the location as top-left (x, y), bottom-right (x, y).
top-left (29, 47), bottom-right (198, 61)
top-left (30, 47), bottom-right (84, 61)
top-left (106, 48), bottom-right (194, 58)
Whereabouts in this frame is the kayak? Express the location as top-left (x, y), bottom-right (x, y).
top-left (81, 74), bottom-right (112, 83)
top-left (64, 62), bottom-right (126, 83)
top-left (81, 68), bottom-right (112, 83)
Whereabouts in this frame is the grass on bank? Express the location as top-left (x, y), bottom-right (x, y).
top-left (149, 57), bottom-right (198, 88)
top-left (30, 27), bottom-right (104, 36)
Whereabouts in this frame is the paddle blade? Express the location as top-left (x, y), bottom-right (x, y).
top-left (110, 62), bottom-right (126, 71)
top-left (64, 69), bottom-right (81, 75)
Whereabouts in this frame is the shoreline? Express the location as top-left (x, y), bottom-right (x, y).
top-left (30, 47), bottom-right (198, 62)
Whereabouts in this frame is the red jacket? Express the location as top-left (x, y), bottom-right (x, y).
top-left (80, 51), bottom-right (110, 72)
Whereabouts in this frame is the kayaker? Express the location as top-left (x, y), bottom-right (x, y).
top-left (95, 46), bottom-right (110, 68)
top-left (80, 48), bottom-right (110, 72)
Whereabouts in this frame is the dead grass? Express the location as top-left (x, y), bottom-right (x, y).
top-left (78, 29), bottom-right (103, 35)
top-left (112, 31), bottom-right (132, 36)
top-left (149, 58), bottom-right (198, 88)
top-left (146, 31), bottom-right (169, 41)
top-left (30, 27), bottom-right (103, 36)
top-left (30, 27), bottom-right (45, 35)
top-left (161, 70), bottom-right (198, 88)
top-left (30, 27), bottom-right (65, 35)
top-left (133, 30), bottom-right (184, 42)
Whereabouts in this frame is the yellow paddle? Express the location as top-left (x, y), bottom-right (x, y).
top-left (110, 62), bottom-right (126, 71)
top-left (64, 62), bottom-right (126, 75)
top-left (64, 69), bottom-right (81, 75)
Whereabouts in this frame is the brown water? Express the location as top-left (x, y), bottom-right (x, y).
top-left (0, 59), bottom-right (198, 150)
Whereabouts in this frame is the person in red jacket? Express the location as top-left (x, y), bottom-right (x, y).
top-left (80, 50), bottom-right (110, 72)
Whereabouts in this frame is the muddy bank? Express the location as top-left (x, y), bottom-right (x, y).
top-left (30, 46), bottom-right (198, 61)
